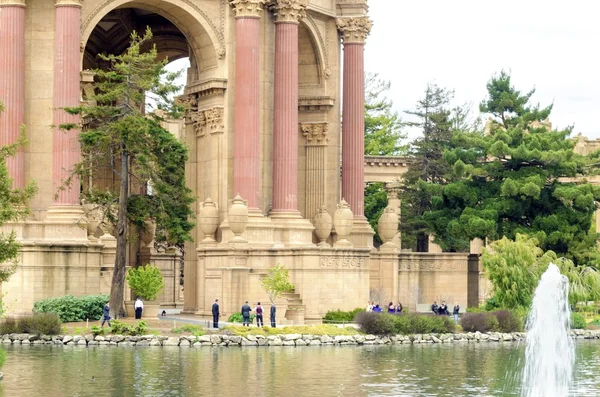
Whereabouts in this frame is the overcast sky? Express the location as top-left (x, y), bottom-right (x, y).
top-left (365, 0), bottom-right (600, 141)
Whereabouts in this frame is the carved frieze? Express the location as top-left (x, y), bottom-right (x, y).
top-left (55, 0), bottom-right (82, 6)
top-left (319, 256), bottom-right (365, 268)
top-left (298, 96), bottom-right (335, 112)
top-left (269, 0), bottom-right (308, 23)
top-left (184, 78), bottom-right (227, 100)
top-left (229, 0), bottom-right (267, 18)
top-left (301, 122), bottom-right (329, 146)
top-left (0, 0), bottom-right (26, 6)
top-left (336, 16), bottom-right (372, 44)
top-left (189, 107), bottom-right (225, 137)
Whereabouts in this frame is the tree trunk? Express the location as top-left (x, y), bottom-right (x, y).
top-left (110, 149), bottom-right (129, 318)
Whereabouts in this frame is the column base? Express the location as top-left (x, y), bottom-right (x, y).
top-left (347, 216), bottom-right (375, 249)
top-left (270, 210), bottom-right (315, 247)
top-left (44, 204), bottom-right (88, 241)
top-left (379, 241), bottom-right (399, 253)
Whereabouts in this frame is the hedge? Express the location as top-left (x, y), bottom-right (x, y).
top-left (355, 312), bottom-right (455, 335)
top-left (0, 313), bottom-right (62, 335)
top-left (461, 310), bottom-right (523, 333)
top-left (323, 308), bottom-right (364, 323)
top-left (33, 294), bottom-right (109, 323)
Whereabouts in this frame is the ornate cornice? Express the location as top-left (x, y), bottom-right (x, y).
top-left (301, 122), bottom-right (329, 146)
top-left (189, 107), bottom-right (225, 137)
top-left (336, 16), bottom-right (372, 44)
top-left (184, 78), bottom-right (227, 99)
top-left (336, 0), bottom-right (368, 15)
top-left (229, 0), bottom-right (267, 18)
top-left (55, 0), bottom-right (82, 7)
top-left (298, 96), bottom-right (335, 112)
top-left (269, 0), bottom-right (308, 24)
top-left (0, 0), bottom-right (26, 6)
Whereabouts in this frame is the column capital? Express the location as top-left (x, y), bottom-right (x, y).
top-left (0, 0), bottom-right (26, 7)
top-left (336, 16), bottom-right (373, 44)
top-left (301, 122), bottom-right (329, 146)
top-left (55, 0), bottom-right (82, 7)
top-left (269, 0), bottom-right (308, 24)
top-left (229, 0), bottom-right (267, 18)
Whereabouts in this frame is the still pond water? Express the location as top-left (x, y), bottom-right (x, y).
top-left (1, 341), bottom-right (600, 397)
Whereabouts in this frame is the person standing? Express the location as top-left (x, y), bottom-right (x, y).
top-left (366, 301), bottom-right (373, 312)
top-left (453, 302), bottom-right (460, 324)
top-left (212, 299), bottom-right (220, 329)
top-left (254, 302), bottom-right (264, 327)
top-left (241, 301), bottom-right (252, 327)
top-left (270, 303), bottom-right (276, 328)
top-left (101, 301), bottom-right (111, 328)
top-left (134, 297), bottom-right (144, 319)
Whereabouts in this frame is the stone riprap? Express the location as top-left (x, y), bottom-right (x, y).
top-left (1, 330), bottom-right (599, 347)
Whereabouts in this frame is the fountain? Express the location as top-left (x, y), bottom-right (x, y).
top-left (522, 263), bottom-right (574, 397)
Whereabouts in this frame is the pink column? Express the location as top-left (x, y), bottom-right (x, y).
top-left (232, 11), bottom-right (262, 210)
top-left (52, 0), bottom-right (82, 205)
top-left (339, 17), bottom-right (372, 217)
top-left (271, 21), bottom-right (300, 213)
top-left (0, 0), bottom-right (26, 189)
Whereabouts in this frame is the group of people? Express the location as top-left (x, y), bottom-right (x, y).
top-left (100, 297), bottom-right (145, 327)
top-left (366, 301), bottom-right (403, 314)
top-left (432, 301), bottom-right (460, 323)
top-left (211, 299), bottom-right (277, 329)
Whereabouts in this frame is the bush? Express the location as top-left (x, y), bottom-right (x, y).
top-left (460, 313), bottom-right (499, 333)
top-left (18, 316), bottom-right (35, 334)
top-left (354, 312), bottom-right (380, 334)
top-left (0, 348), bottom-right (5, 369)
top-left (109, 320), bottom-right (148, 335)
top-left (227, 312), bottom-right (255, 323)
top-left (91, 325), bottom-right (106, 336)
top-left (0, 314), bottom-right (62, 335)
top-left (33, 294), bottom-right (109, 322)
top-left (127, 264), bottom-right (165, 301)
top-left (355, 312), bottom-right (455, 335)
top-left (323, 308), bottom-right (364, 323)
top-left (493, 310), bottom-right (523, 333)
top-left (571, 312), bottom-right (586, 329)
top-left (0, 317), bottom-right (18, 334)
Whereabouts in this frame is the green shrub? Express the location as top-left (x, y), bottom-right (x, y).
top-left (30, 313), bottom-right (62, 335)
top-left (461, 312), bottom-right (499, 333)
top-left (33, 294), bottom-right (109, 322)
top-left (126, 264), bottom-right (165, 301)
top-left (18, 316), bottom-right (35, 334)
top-left (91, 325), bottom-right (106, 336)
top-left (354, 312), bottom-right (380, 334)
top-left (227, 312), bottom-right (255, 323)
top-left (109, 320), bottom-right (147, 335)
top-left (0, 317), bottom-right (18, 334)
top-left (110, 320), bottom-right (129, 335)
top-left (355, 313), bottom-right (455, 335)
top-left (129, 321), bottom-right (148, 336)
top-left (492, 310), bottom-right (523, 333)
top-left (323, 308), bottom-right (364, 323)
top-left (0, 348), bottom-right (5, 368)
top-left (484, 295), bottom-right (501, 311)
top-left (571, 312), bottom-right (586, 329)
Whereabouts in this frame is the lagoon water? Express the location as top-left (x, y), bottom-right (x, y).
top-left (2, 342), bottom-right (600, 397)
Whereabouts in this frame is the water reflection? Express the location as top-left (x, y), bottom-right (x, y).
top-left (0, 342), bottom-right (599, 396)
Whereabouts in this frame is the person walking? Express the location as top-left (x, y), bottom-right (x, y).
top-left (241, 301), bottom-right (252, 327)
top-left (134, 297), bottom-right (144, 319)
top-left (101, 301), bottom-right (111, 328)
top-left (254, 302), bottom-right (264, 327)
top-left (453, 302), bottom-right (460, 324)
top-left (212, 299), bottom-right (220, 329)
top-left (270, 303), bottom-right (276, 328)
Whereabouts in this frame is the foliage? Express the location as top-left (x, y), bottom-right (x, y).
top-left (222, 324), bottom-right (358, 337)
top-left (90, 325), bottom-right (106, 336)
top-left (171, 324), bottom-right (205, 336)
top-left (0, 348), bottom-right (5, 369)
top-left (571, 312), bottom-right (587, 329)
top-left (227, 312), bottom-right (255, 323)
top-left (354, 312), bottom-right (455, 335)
top-left (109, 320), bottom-right (148, 336)
top-left (364, 182), bottom-right (388, 245)
top-left (493, 310), bottom-right (523, 333)
top-left (400, 83), bottom-right (473, 251)
top-left (364, 73), bottom-right (407, 156)
top-left (260, 264), bottom-right (295, 303)
top-left (323, 308), bottom-right (364, 323)
top-left (126, 264), bottom-right (165, 301)
top-left (460, 313), bottom-right (499, 333)
top-left (0, 314), bottom-right (62, 335)
top-left (424, 71), bottom-right (600, 264)
top-left (60, 28), bottom-right (194, 317)
top-left (33, 294), bottom-right (109, 322)
top-left (0, 102), bottom-right (38, 281)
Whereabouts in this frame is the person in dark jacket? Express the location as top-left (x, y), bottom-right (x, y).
top-left (254, 302), bottom-right (264, 327)
top-left (212, 299), bottom-right (220, 329)
top-left (270, 303), bottom-right (276, 328)
top-left (241, 301), bottom-right (252, 326)
top-left (453, 302), bottom-right (460, 324)
top-left (395, 302), bottom-right (403, 314)
top-left (431, 301), bottom-right (439, 315)
top-left (101, 301), bottom-right (111, 327)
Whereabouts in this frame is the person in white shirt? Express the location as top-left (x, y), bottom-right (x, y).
top-left (134, 297), bottom-right (144, 319)
top-left (366, 301), bottom-right (374, 313)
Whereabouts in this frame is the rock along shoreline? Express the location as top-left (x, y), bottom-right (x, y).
top-left (2, 329), bottom-right (600, 348)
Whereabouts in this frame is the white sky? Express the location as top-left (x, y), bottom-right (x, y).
top-left (365, 0), bottom-right (600, 141)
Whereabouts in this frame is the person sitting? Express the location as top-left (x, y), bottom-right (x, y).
top-left (366, 301), bottom-right (373, 313)
top-left (387, 302), bottom-right (396, 314)
top-left (395, 302), bottom-right (403, 315)
top-left (440, 301), bottom-right (449, 315)
top-left (372, 304), bottom-right (382, 313)
top-left (431, 301), bottom-right (439, 315)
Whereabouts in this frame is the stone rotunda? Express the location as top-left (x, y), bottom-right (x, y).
top-left (0, 0), bottom-right (479, 322)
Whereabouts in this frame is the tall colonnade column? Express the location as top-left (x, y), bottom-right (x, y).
top-left (337, 16), bottom-right (373, 247)
top-left (230, 0), bottom-right (266, 211)
top-left (0, 0), bottom-right (26, 189)
top-left (270, 0), bottom-right (307, 217)
top-left (47, 0), bottom-right (83, 221)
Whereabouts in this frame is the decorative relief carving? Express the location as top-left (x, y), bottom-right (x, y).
top-left (398, 259), bottom-right (466, 272)
top-left (268, 0), bottom-right (308, 23)
top-left (0, 0), bottom-right (26, 7)
top-left (304, 12), bottom-right (330, 78)
top-left (55, 0), bottom-right (82, 6)
top-left (184, 78), bottom-right (227, 99)
top-left (336, 16), bottom-right (372, 44)
top-left (319, 256), bottom-right (365, 268)
top-left (204, 107), bottom-right (225, 134)
top-left (298, 96), bottom-right (335, 112)
top-left (229, 0), bottom-right (267, 18)
top-left (301, 123), bottom-right (328, 145)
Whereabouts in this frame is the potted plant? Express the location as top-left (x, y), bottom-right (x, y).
top-left (125, 264), bottom-right (165, 318)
